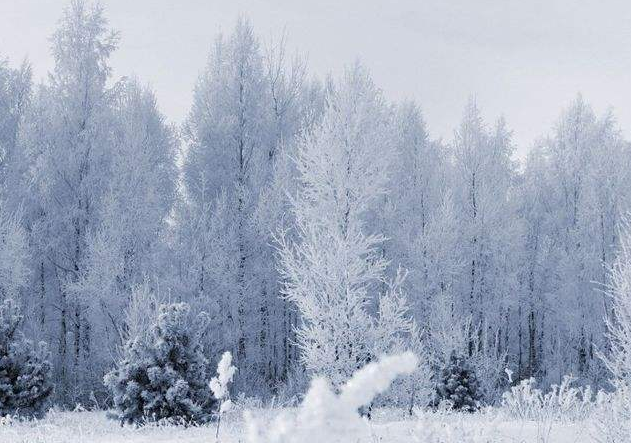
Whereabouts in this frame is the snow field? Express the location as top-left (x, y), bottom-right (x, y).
top-left (0, 408), bottom-right (591, 443)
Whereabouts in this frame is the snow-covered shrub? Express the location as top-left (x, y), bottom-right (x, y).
top-left (551, 376), bottom-right (594, 421)
top-left (246, 352), bottom-right (418, 443)
top-left (210, 351), bottom-right (236, 413)
top-left (591, 383), bottom-right (631, 443)
top-left (209, 351), bottom-right (236, 439)
top-left (0, 299), bottom-right (53, 419)
top-left (501, 377), bottom-right (542, 420)
top-left (103, 302), bottom-right (216, 425)
top-left (501, 375), bottom-right (594, 423)
top-left (432, 352), bottom-right (482, 412)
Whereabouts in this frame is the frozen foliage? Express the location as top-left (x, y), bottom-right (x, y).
top-left (432, 353), bottom-right (482, 412)
top-left (592, 218), bottom-right (631, 442)
top-left (103, 302), bottom-right (216, 425)
top-left (179, 15), bottom-right (308, 394)
top-left (245, 352), bottom-right (418, 443)
top-left (501, 378), bottom-right (543, 420)
top-left (0, 299), bottom-right (53, 419)
top-left (603, 217), bottom-right (631, 384)
top-left (0, 209), bottom-right (29, 299)
top-left (591, 382), bottom-right (631, 443)
top-left (502, 376), bottom-right (595, 442)
top-left (277, 64), bottom-right (414, 388)
top-left (210, 351), bottom-right (236, 440)
top-left (210, 351), bottom-right (236, 408)
top-left (502, 376), bottom-right (594, 423)
top-left (2, 0), bottom-right (631, 412)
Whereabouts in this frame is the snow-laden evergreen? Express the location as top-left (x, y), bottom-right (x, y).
top-left (103, 302), bottom-right (216, 425)
top-left (432, 352), bottom-right (482, 412)
top-left (0, 299), bottom-right (53, 419)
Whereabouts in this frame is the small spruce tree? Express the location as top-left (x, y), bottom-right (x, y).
top-left (432, 352), bottom-right (482, 411)
top-left (0, 299), bottom-right (53, 419)
top-left (104, 302), bottom-right (217, 425)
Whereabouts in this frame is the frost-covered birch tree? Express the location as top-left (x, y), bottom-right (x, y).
top-left (0, 57), bottom-right (31, 303)
top-left (181, 17), bottom-right (275, 390)
top-left (15, 0), bottom-right (119, 402)
top-left (603, 217), bottom-right (631, 384)
top-left (277, 63), bottom-right (413, 388)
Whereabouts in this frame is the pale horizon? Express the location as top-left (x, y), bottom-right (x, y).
top-left (2, 0), bottom-right (630, 159)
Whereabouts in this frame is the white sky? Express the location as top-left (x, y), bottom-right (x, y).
top-left (1, 0), bottom-right (630, 158)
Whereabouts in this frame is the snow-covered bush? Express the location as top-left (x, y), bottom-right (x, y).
top-left (103, 302), bottom-right (216, 425)
top-left (246, 352), bottom-right (418, 443)
top-left (501, 378), bottom-right (542, 420)
top-left (432, 352), bottom-right (482, 412)
top-left (209, 351), bottom-right (236, 439)
top-left (501, 375), bottom-right (594, 423)
top-left (0, 299), bottom-right (53, 419)
top-left (591, 382), bottom-right (631, 443)
top-left (210, 351), bottom-right (236, 413)
top-left (551, 376), bottom-right (594, 421)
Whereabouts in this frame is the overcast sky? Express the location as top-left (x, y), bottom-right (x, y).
top-left (1, 0), bottom-right (630, 158)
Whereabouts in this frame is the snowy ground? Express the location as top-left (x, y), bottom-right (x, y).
top-left (0, 408), bottom-right (595, 443)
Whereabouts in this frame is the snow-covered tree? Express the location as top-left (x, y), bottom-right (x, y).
top-left (432, 351), bottom-right (482, 411)
top-left (181, 17), bottom-right (272, 380)
top-left (382, 101), bottom-right (446, 313)
top-left (104, 302), bottom-right (216, 425)
top-left (0, 299), bottom-right (53, 418)
top-left (0, 209), bottom-right (29, 301)
top-left (520, 95), bottom-right (631, 385)
top-left (277, 63), bottom-right (413, 387)
top-left (72, 79), bottom-right (177, 371)
top-left (603, 217), bottom-right (631, 384)
top-left (179, 17), bottom-right (314, 392)
top-left (449, 100), bottom-right (520, 360)
top-left (14, 0), bottom-right (119, 403)
top-left (0, 57), bottom-right (31, 193)
top-left (0, 56), bottom-right (32, 306)
top-left (11, 1), bottom-right (180, 405)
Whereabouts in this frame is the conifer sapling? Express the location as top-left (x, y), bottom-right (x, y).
top-left (0, 299), bottom-right (53, 419)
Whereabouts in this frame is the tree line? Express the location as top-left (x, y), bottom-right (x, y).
top-left (0, 0), bottom-right (629, 407)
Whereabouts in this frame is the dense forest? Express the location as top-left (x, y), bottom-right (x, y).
top-left (1, 0), bottom-right (630, 410)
